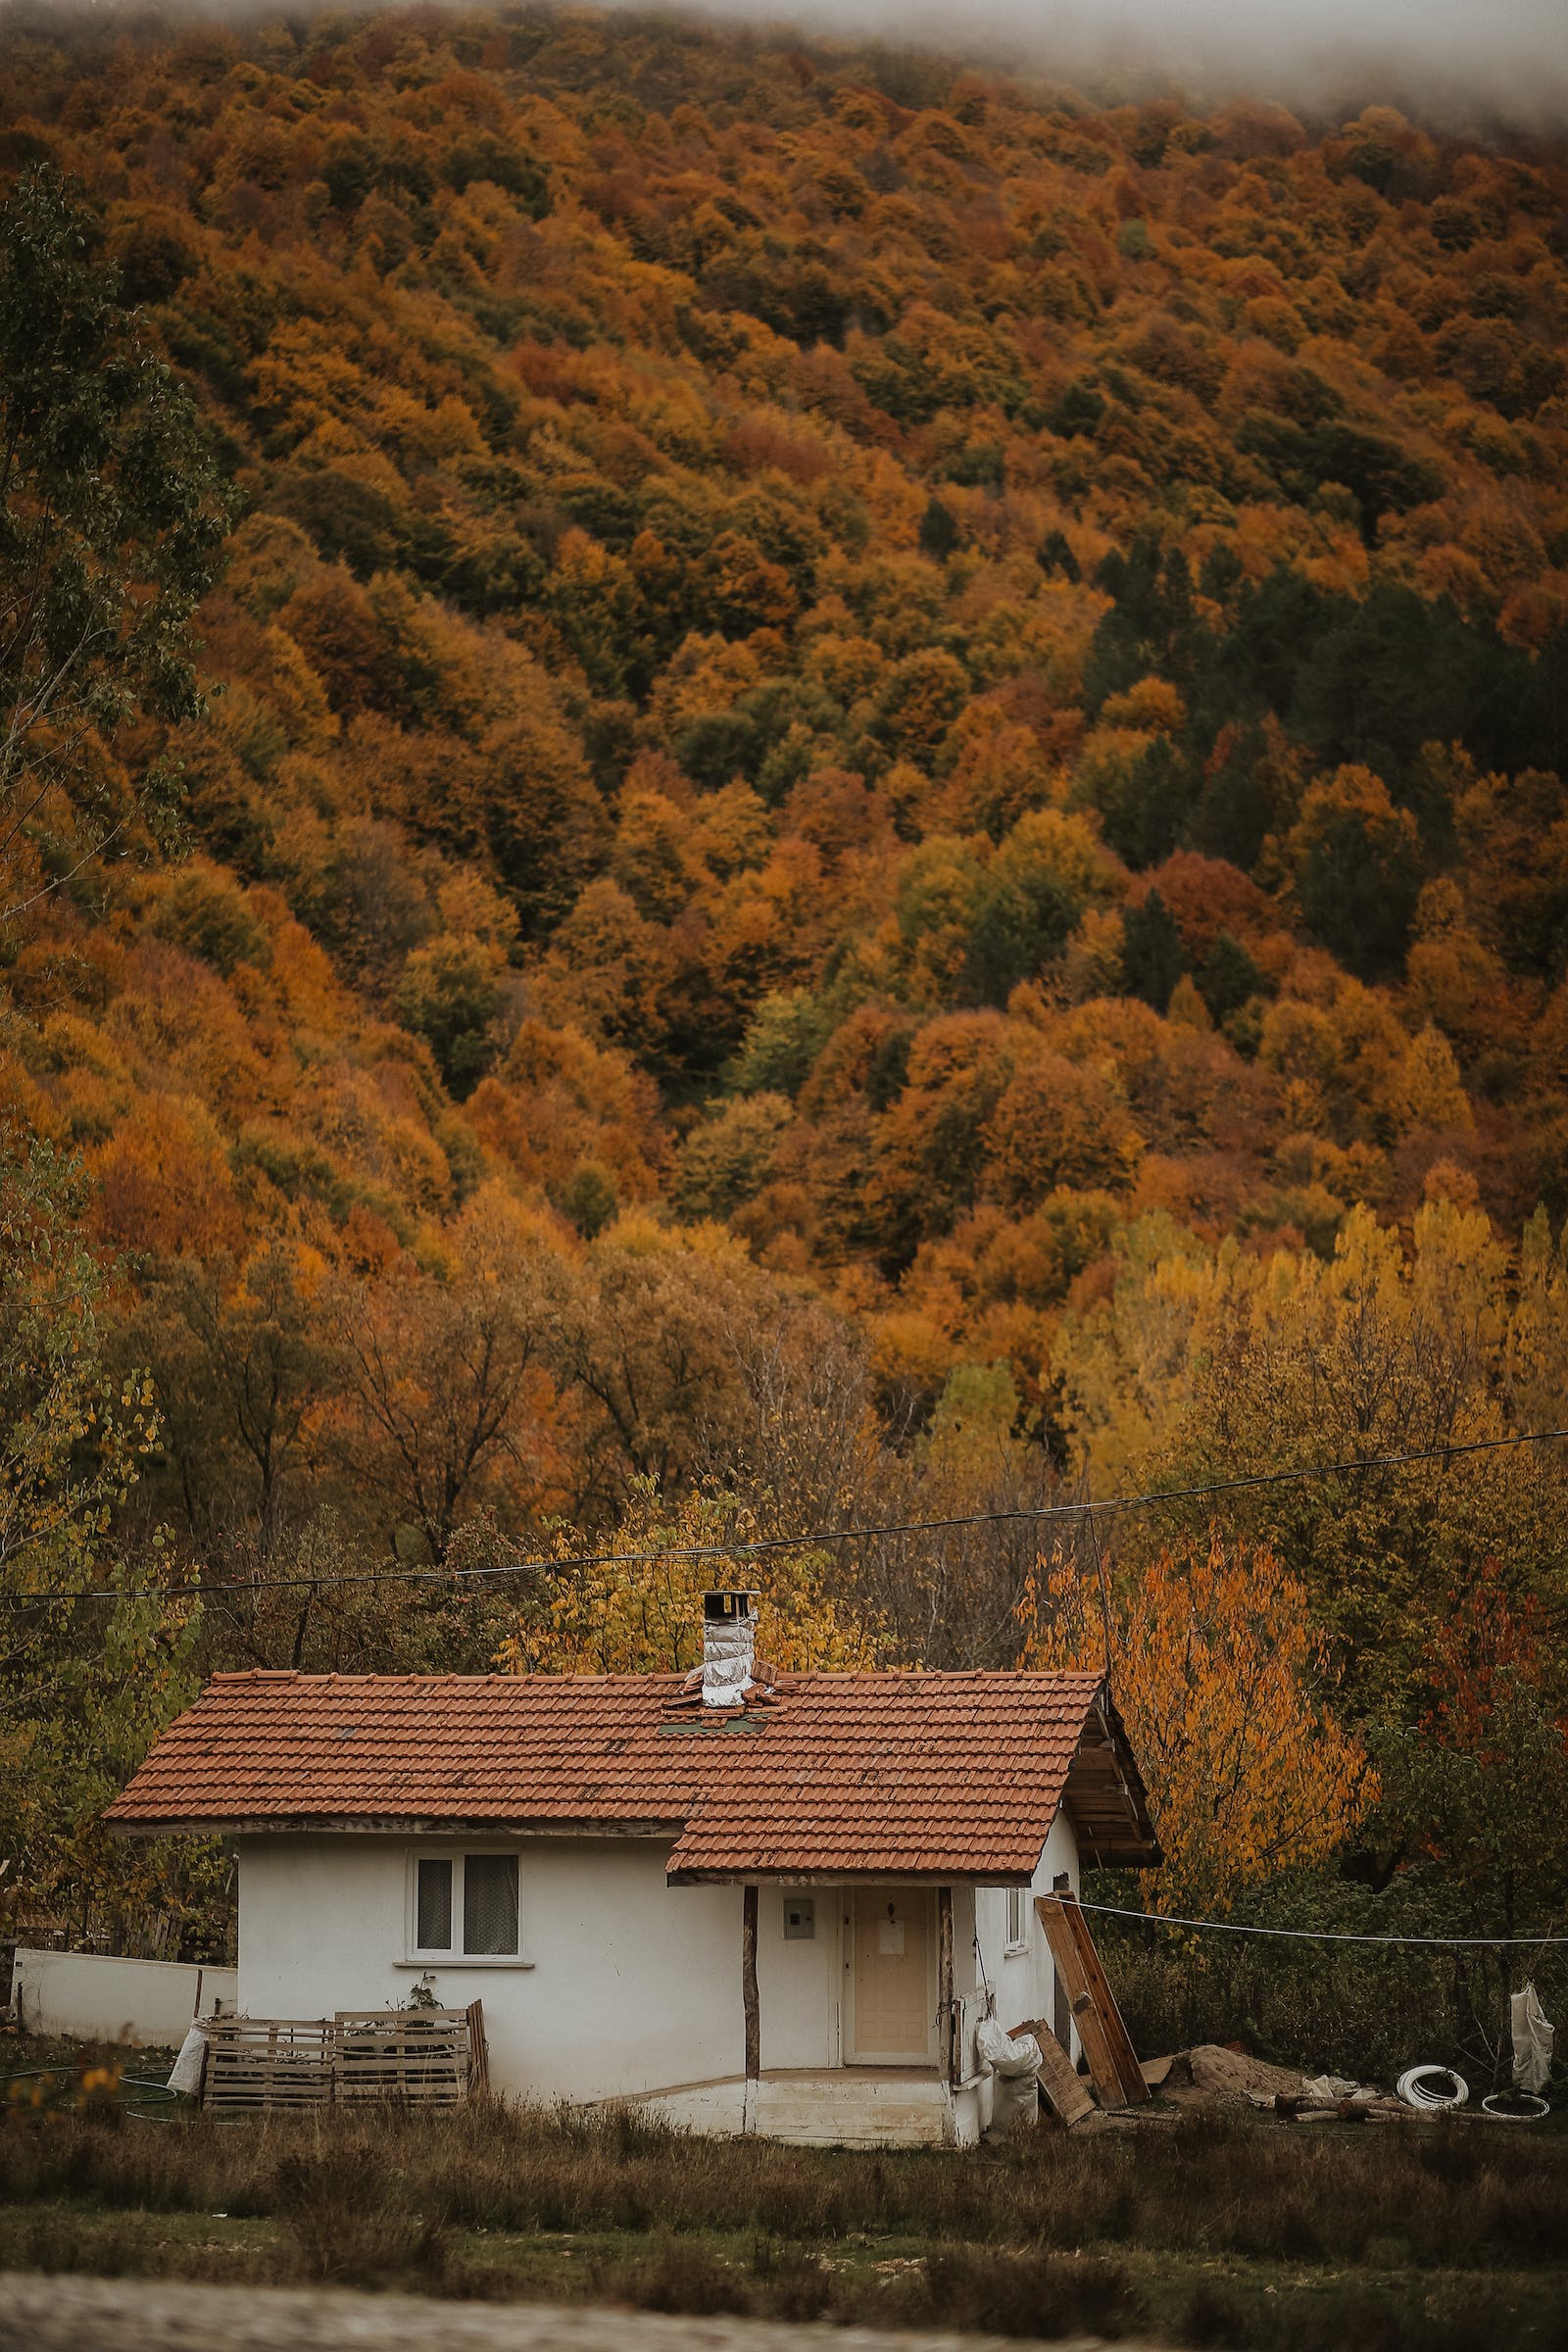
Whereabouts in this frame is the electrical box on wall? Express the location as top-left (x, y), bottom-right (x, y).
top-left (783, 1896), bottom-right (815, 1939)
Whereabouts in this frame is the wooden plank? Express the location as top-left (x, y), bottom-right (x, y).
top-left (1034, 1896), bottom-right (1122, 2106)
top-left (1035, 1893), bottom-right (1147, 2107)
top-left (741, 1884), bottom-right (760, 2093)
top-left (1056, 1893), bottom-right (1147, 2106)
top-left (1011, 2016), bottom-right (1096, 2128)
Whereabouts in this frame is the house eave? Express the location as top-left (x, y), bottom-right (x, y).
top-left (105, 1814), bottom-right (686, 1841)
top-left (666, 1864), bottom-right (1040, 1886)
top-left (1059, 1686), bottom-right (1162, 1869)
top-left (1064, 1813), bottom-right (1164, 1871)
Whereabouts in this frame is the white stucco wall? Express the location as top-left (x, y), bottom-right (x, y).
top-left (235, 1810), bottom-right (1081, 2109)
top-left (13, 1949), bottom-right (238, 2046)
top-left (755, 1884), bottom-right (838, 2070)
top-left (974, 1808), bottom-right (1082, 2047)
top-left (236, 1834), bottom-right (851, 2102)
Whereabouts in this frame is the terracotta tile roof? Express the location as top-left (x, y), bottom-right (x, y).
top-left (105, 1669), bottom-right (1158, 1876)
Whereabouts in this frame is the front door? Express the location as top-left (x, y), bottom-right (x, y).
top-left (849, 1889), bottom-right (935, 2063)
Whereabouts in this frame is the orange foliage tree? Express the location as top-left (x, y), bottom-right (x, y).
top-left (1018, 1530), bottom-right (1373, 1911)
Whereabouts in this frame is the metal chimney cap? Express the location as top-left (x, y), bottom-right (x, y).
top-left (703, 1589), bottom-right (760, 1622)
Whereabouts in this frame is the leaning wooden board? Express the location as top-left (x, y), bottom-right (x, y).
top-left (1035, 1893), bottom-right (1148, 2107)
top-left (1009, 2015), bottom-right (1097, 2127)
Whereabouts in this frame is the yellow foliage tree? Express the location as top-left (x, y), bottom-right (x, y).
top-left (1391, 1024), bottom-right (1474, 1136)
top-left (1018, 1530), bottom-right (1373, 1912)
top-left (497, 1479), bottom-right (881, 1678)
top-left (1048, 1199), bottom-right (1562, 1708)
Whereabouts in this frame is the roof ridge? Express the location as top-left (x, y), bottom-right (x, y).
top-left (204, 1665), bottom-right (1106, 1690)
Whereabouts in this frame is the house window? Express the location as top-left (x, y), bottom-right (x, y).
top-left (411, 1852), bottom-right (519, 1959)
top-left (1005, 1886), bottom-right (1028, 1953)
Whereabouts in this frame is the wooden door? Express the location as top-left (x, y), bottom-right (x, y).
top-left (849, 1889), bottom-right (934, 2063)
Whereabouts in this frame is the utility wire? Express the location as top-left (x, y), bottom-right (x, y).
top-left (4, 1424), bottom-right (1565, 1609)
top-left (1076, 1899), bottom-right (1568, 1949)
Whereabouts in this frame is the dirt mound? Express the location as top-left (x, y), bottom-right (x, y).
top-left (1158, 2044), bottom-right (1309, 2107)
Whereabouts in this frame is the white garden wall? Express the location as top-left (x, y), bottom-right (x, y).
top-left (12, 1948), bottom-right (238, 2046)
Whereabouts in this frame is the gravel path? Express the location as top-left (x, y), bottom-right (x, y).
top-left (0, 2275), bottom-right (1142, 2352)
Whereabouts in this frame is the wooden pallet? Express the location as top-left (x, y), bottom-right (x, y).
top-left (1035, 1892), bottom-right (1148, 2108)
top-left (203, 2018), bottom-right (336, 2111)
top-left (335, 2008), bottom-right (474, 2104)
top-left (202, 2004), bottom-right (486, 2111)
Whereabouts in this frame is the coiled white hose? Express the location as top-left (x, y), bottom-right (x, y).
top-left (1396, 2064), bottom-right (1469, 2110)
top-left (1481, 2091), bottom-right (1549, 2121)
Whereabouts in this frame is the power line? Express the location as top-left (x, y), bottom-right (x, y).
top-left (1077, 1899), bottom-right (1568, 1949)
top-left (4, 1424), bottom-right (1564, 1610)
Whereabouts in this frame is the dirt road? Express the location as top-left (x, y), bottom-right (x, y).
top-left (0, 2275), bottom-right (1143, 2352)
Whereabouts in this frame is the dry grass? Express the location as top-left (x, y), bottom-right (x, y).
top-left (1, 2087), bottom-right (1565, 2344)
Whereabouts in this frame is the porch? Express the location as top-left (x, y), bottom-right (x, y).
top-left (614, 2064), bottom-right (957, 2148)
top-left (669, 1880), bottom-right (986, 2144)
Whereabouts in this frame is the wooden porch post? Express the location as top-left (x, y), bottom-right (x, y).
top-left (741, 1883), bottom-right (760, 2130)
top-left (937, 1885), bottom-right (956, 2084)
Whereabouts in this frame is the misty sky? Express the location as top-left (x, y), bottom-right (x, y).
top-left (694, 0), bottom-right (1568, 118)
top-left (13, 0), bottom-right (1566, 120)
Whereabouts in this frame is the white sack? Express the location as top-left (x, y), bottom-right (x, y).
top-left (975, 2018), bottom-right (1044, 2080)
top-left (1511, 1983), bottom-right (1554, 2095)
top-left (976, 2019), bottom-right (1044, 2139)
top-left (167, 2022), bottom-right (208, 2097)
top-left (987, 2069), bottom-right (1040, 2135)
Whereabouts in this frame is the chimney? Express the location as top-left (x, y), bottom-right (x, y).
top-left (703, 1589), bottom-right (759, 1707)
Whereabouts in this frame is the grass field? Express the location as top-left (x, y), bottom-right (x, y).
top-left (3, 2039), bottom-right (1565, 2347)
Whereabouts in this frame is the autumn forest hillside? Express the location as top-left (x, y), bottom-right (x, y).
top-left (2, 4), bottom-right (1567, 1999)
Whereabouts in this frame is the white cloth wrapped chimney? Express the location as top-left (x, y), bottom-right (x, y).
top-left (703, 1590), bottom-right (758, 1706)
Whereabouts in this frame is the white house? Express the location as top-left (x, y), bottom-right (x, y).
top-left (108, 1590), bottom-right (1157, 2145)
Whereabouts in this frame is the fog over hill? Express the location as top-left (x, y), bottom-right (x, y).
top-left (733, 0), bottom-right (1568, 122)
top-left (11, 0), bottom-right (1568, 122)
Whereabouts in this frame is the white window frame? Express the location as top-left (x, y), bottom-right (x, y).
top-left (1004, 1885), bottom-right (1029, 1954)
top-left (401, 1847), bottom-right (533, 1970)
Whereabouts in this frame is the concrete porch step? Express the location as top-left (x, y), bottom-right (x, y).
top-left (764, 2115), bottom-right (949, 2146)
top-left (758, 2075), bottom-right (951, 2147)
top-left (628, 2071), bottom-right (953, 2148)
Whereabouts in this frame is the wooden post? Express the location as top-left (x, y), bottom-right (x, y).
top-left (937, 1886), bottom-right (956, 2083)
top-left (1051, 1871), bottom-right (1071, 2053)
top-left (741, 1883), bottom-right (760, 2130)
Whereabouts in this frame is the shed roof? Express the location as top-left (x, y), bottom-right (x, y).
top-left (106, 1668), bottom-right (1158, 1879)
